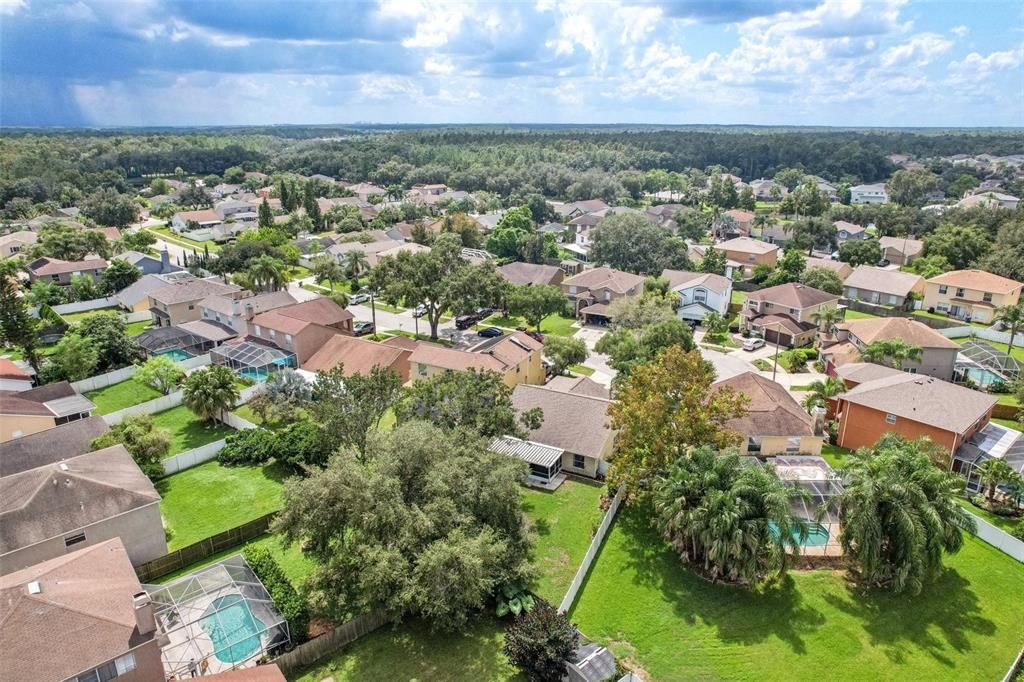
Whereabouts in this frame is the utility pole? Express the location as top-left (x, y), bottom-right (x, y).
top-left (772, 322), bottom-right (782, 383)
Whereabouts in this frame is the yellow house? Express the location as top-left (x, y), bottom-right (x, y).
top-left (0, 382), bottom-right (95, 443)
top-left (922, 270), bottom-right (1023, 324)
top-left (408, 332), bottom-right (545, 388)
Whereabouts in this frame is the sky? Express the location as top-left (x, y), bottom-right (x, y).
top-left (1, 0), bottom-right (1023, 128)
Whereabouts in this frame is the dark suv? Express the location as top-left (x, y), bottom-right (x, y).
top-left (455, 313), bottom-right (483, 330)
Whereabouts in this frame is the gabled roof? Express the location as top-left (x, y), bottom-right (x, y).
top-left (723, 209), bottom-right (756, 222)
top-left (469, 331), bottom-right (543, 369)
top-left (563, 267), bottom-right (644, 294)
top-left (844, 266), bottom-right (924, 298)
top-left (268, 297), bottom-right (353, 328)
top-left (833, 220), bottom-right (866, 234)
top-left (747, 282), bottom-right (838, 309)
top-left (927, 269), bottom-right (1023, 294)
top-left (149, 277), bottom-right (241, 305)
top-left (0, 381), bottom-right (94, 418)
top-left (409, 343), bottom-right (505, 373)
top-left (543, 375), bottom-right (610, 399)
top-left (173, 208), bottom-right (221, 223)
top-left (715, 236), bottom-right (778, 255)
top-left (0, 358), bottom-right (30, 381)
top-left (0, 415), bottom-right (109, 477)
top-left (0, 538), bottom-right (154, 682)
top-left (877, 236), bottom-right (924, 257)
top-left (804, 257), bottom-right (853, 278)
top-left (302, 335), bottom-right (410, 375)
top-left (0, 445), bottom-right (160, 555)
top-left (116, 272), bottom-right (195, 309)
top-left (714, 372), bottom-right (815, 437)
top-left (200, 290), bottom-right (296, 317)
top-left (27, 256), bottom-right (107, 276)
top-left (835, 317), bottom-right (959, 349)
top-left (498, 262), bottom-right (564, 287)
top-left (660, 269), bottom-right (732, 295)
top-left (511, 384), bottom-right (614, 460)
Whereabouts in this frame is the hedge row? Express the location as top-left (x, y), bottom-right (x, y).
top-left (243, 544), bottom-right (311, 643)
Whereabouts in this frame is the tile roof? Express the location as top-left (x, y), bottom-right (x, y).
top-left (0, 538), bottom-right (154, 682)
top-left (302, 335), bottom-right (410, 375)
top-left (27, 256), bottom-right (107, 276)
top-left (660, 269), bottom-right (732, 295)
top-left (747, 282), bottom-right (839, 309)
top-left (927, 269), bottom-right (1023, 294)
top-left (149, 277), bottom-right (241, 305)
top-left (715, 236), bottom-right (779, 255)
top-left (836, 317), bottom-right (959, 349)
top-left (563, 267), bottom-right (644, 295)
top-left (511, 384), bottom-right (614, 460)
top-left (0, 415), bottom-right (110, 477)
top-left (498, 262), bottom-right (564, 287)
top-left (838, 373), bottom-right (997, 434)
top-left (714, 372), bottom-right (815, 437)
top-left (844, 266), bottom-right (924, 298)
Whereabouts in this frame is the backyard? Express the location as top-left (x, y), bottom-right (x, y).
top-left (155, 533), bottom-right (313, 589)
top-left (151, 405), bottom-right (236, 456)
top-left (60, 307), bottom-right (119, 325)
top-left (157, 460), bottom-right (289, 550)
top-left (148, 225), bottom-right (222, 252)
top-left (570, 506), bottom-right (1024, 681)
top-left (85, 378), bottom-right (163, 415)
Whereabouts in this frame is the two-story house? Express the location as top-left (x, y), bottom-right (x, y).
top-left (714, 372), bottom-right (823, 456)
top-left (922, 270), bottom-right (1023, 324)
top-left (148, 277), bottom-right (243, 327)
top-left (561, 267), bottom-right (645, 324)
top-left (842, 266), bottom-right (925, 310)
top-left (820, 317), bottom-right (960, 380)
top-left (878, 236), bottom-right (924, 266)
top-left (713, 237), bottom-right (779, 276)
top-left (742, 283), bottom-right (840, 347)
top-left (661, 269), bottom-right (732, 322)
top-left (407, 332), bottom-right (545, 388)
top-left (0, 231), bottom-right (37, 259)
top-left (0, 381), bottom-right (95, 443)
top-left (26, 256), bottom-right (107, 285)
top-left (248, 297), bottom-right (354, 364)
top-left (834, 220), bottom-right (869, 243)
top-left (714, 209), bottom-right (756, 239)
top-left (199, 291), bottom-right (297, 335)
top-left (850, 183), bottom-right (889, 205)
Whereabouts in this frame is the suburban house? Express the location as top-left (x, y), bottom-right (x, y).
top-left (714, 372), bottom-right (823, 456)
top-left (200, 290), bottom-right (298, 335)
top-left (820, 317), bottom-right (960, 380)
top-left (345, 182), bottom-right (387, 200)
top-left (544, 374), bottom-right (610, 399)
top-left (0, 358), bottom-right (33, 392)
top-left (510, 383), bottom-right (615, 479)
top-left (951, 421), bottom-right (1024, 495)
top-left (26, 256), bottom-right (107, 285)
top-left (248, 297), bottom-right (354, 364)
top-left (170, 208), bottom-right (223, 237)
top-left (561, 267), bottom-right (645, 324)
top-left (0, 381), bottom-right (95, 443)
top-left (842, 266), bottom-right (925, 310)
top-left (302, 334), bottom-right (413, 382)
top-left (850, 183), bottom-right (889, 205)
top-left (497, 261), bottom-right (565, 287)
top-left (116, 271), bottom-right (195, 313)
top-left (956, 191), bottom-right (1020, 210)
top-left (326, 233), bottom-right (404, 267)
top-left (148, 277), bottom-right (243, 327)
top-left (750, 178), bottom-right (786, 201)
top-left (812, 176), bottom-right (839, 202)
top-left (877, 236), bottom-right (925, 265)
top-left (804, 257), bottom-right (853, 281)
top-left (713, 237), bottom-right (779, 276)
top-left (714, 209), bottom-right (755, 239)
top-left (660, 269), bottom-right (732, 322)
top-left (834, 220), bottom-right (869, 242)
top-left (0, 230), bottom-right (37, 258)
top-left (407, 332), bottom-right (545, 388)
top-left (0, 415), bottom-right (109, 477)
top-left (554, 199), bottom-right (610, 219)
top-left (741, 283), bottom-right (840, 347)
top-left (0, 445), bottom-right (166, 575)
top-left (0, 538), bottom-right (165, 682)
top-left (922, 270), bottom-right (1023, 324)
top-left (119, 249), bottom-right (181, 276)
top-left (834, 366), bottom-right (996, 454)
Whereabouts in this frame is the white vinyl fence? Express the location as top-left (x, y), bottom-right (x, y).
top-left (965, 511), bottom-right (1024, 563)
top-left (162, 439), bottom-right (227, 476)
top-left (221, 411), bottom-right (258, 430)
top-left (179, 353), bottom-right (213, 371)
top-left (71, 365), bottom-right (138, 393)
top-left (559, 488), bottom-right (623, 613)
top-left (51, 297), bottom-right (119, 315)
top-left (940, 326), bottom-right (1016, 345)
top-left (103, 391), bottom-right (184, 425)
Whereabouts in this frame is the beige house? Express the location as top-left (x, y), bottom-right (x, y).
top-left (26, 256), bottom-right (107, 285)
top-left (148, 277), bottom-right (243, 327)
top-left (248, 297), bottom-right (354, 364)
top-left (842, 266), bottom-right (925, 310)
top-left (820, 317), bottom-right (960, 381)
top-left (200, 290), bottom-right (297, 335)
top-left (713, 237), bottom-right (779, 276)
top-left (804, 257), bottom-right (853, 281)
top-left (878, 236), bottom-right (924, 265)
top-left (408, 332), bottom-right (545, 388)
top-left (922, 270), bottom-right (1023, 324)
top-left (0, 230), bottom-right (37, 258)
top-left (303, 335), bottom-right (413, 382)
top-left (714, 372), bottom-right (823, 456)
top-left (498, 261), bottom-right (565, 287)
top-left (0, 445), bottom-right (166, 575)
top-left (0, 381), bottom-right (95, 443)
top-left (742, 283), bottom-right (840, 347)
top-left (561, 267), bottom-right (644, 323)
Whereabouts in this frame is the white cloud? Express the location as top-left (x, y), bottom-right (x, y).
top-left (880, 33), bottom-right (953, 68)
top-left (0, 0), bottom-right (26, 15)
top-left (951, 25), bottom-right (969, 38)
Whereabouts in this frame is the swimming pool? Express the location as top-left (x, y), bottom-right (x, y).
top-left (200, 594), bottom-right (266, 664)
top-left (769, 520), bottom-right (831, 547)
top-left (155, 348), bottom-right (194, 362)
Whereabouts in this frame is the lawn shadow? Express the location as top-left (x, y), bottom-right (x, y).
top-left (613, 505), bottom-right (826, 655)
top-left (821, 567), bottom-right (995, 668)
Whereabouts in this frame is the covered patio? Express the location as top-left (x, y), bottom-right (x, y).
top-left (490, 435), bottom-right (566, 490)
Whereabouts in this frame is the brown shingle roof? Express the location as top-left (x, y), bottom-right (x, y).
top-left (498, 262), bottom-right (564, 287)
top-left (469, 332), bottom-right (542, 369)
top-left (747, 282), bottom-right (839, 309)
top-left (27, 256), bottom-right (107, 276)
top-left (0, 538), bottom-right (154, 682)
top-left (302, 335), bottom-right (410, 375)
top-left (543, 375), bottom-right (610, 399)
top-left (927, 269), bottom-right (1023, 294)
top-left (714, 372), bottom-right (815, 437)
top-left (200, 291), bottom-right (296, 316)
top-left (844, 266), bottom-right (924, 298)
top-left (563, 267), bottom-right (644, 295)
top-left (839, 373), bottom-right (996, 434)
top-left (273, 297), bottom-right (354, 327)
top-left (174, 208), bottom-right (221, 223)
top-left (511, 384), bottom-right (614, 460)
top-left (0, 380), bottom-right (80, 417)
top-left (878, 236), bottom-right (924, 258)
top-left (836, 317), bottom-right (959, 349)
top-left (409, 343), bottom-right (505, 373)
top-left (715, 236), bottom-right (779, 255)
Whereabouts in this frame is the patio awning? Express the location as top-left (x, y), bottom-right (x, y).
top-left (489, 436), bottom-right (563, 468)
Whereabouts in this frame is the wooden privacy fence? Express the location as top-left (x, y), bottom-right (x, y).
top-left (134, 512), bottom-right (276, 583)
top-left (559, 488), bottom-right (623, 613)
top-left (273, 610), bottom-right (391, 676)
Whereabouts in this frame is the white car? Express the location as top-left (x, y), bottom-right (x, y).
top-left (742, 337), bottom-right (766, 352)
top-left (349, 293), bottom-right (371, 305)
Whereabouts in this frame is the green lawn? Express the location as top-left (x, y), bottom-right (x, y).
top-left (992, 417), bottom-right (1022, 430)
top-left (155, 533), bottom-right (314, 589)
top-left (157, 460), bottom-right (289, 550)
top-left (372, 300), bottom-right (407, 314)
top-left (913, 310), bottom-right (990, 329)
top-left (820, 443), bottom-right (851, 469)
top-left (149, 226), bottom-right (222, 253)
top-left (377, 407), bottom-right (397, 431)
top-left (521, 480), bottom-right (606, 604)
top-left (956, 498), bottom-right (1022, 533)
top-left (569, 364), bottom-right (595, 376)
top-left (484, 312), bottom-right (578, 337)
top-left (844, 309), bottom-right (884, 320)
top-left (286, 265), bottom-right (312, 282)
top-left (752, 358), bottom-right (774, 371)
top-left (571, 507), bottom-right (1024, 682)
top-left (229, 404), bottom-right (303, 431)
top-left (60, 307), bottom-right (119, 325)
top-left (731, 290), bottom-right (747, 306)
top-left (151, 405), bottom-right (235, 456)
top-left (704, 333), bottom-right (740, 348)
top-left (125, 320), bottom-right (152, 337)
top-left (290, 617), bottom-right (522, 682)
top-left (85, 378), bottom-right (163, 415)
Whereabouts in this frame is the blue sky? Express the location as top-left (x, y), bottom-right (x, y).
top-left (2, 0), bottom-right (1022, 127)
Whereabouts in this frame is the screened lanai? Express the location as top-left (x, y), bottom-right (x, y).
top-left (955, 340), bottom-right (1021, 387)
top-left (210, 340), bottom-right (297, 382)
top-left (144, 555), bottom-right (291, 679)
top-left (769, 456), bottom-right (845, 556)
top-left (135, 325), bottom-right (216, 360)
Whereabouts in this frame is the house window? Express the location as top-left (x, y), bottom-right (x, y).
top-left (747, 254), bottom-right (756, 262)
top-left (418, 363), bottom-right (427, 377)
top-left (983, 293), bottom-right (993, 302)
top-left (885, 414), bottom-right (897, 425)
top-left (786, 437), bottom-right (801, 452)
top-left (569, 286), bottom-right (577, 294)
top-left (789, 308), bottom-right (798, 316)
top-left (254, 325), bottom-right (262, 336)
top-left (938, 285), bottom-right (948, 294)
top-left (747, 437), bottom-right (762, 453)
top-left (955, 288), bottom-right (965, 298)
top-left (114, 654), bottom-right (136, 675)
top-left (694, 288), bottom-right (707, 303)
top-left (604, 291), bottom-right (610, 301)
top-left (202, 310), bottom-right (208, 318)
top-left (51, 274), bottom-right (60, 282)
top-left (269, 329), bottom-right (276, 340)
top-left (573, 454), bottom-right (586, 469)
top-left (64, 531), bottom-right (87, 548)
top-left (187, 304), bottom-right (194, 310)
top-left (903, 367), bottom-right (918, 374)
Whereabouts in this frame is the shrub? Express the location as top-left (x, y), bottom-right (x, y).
top-left (217, 428), bottom-right (279, 466)
top-left (503, 599), bottom-right (578, 682)
top-left (91, 414), bottom-right (170, 479)
top-left (275, 421), bottom-right (331, 473)
top-left (1012, 521), bottom-right (1024, 542)
top-left (242, 544), bottom-right (310, 643)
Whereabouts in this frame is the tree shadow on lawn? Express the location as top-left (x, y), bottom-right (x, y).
top-left (614, 507), bottom-right (827, 655)
top-left (821, 568), bottom-right (995, 668)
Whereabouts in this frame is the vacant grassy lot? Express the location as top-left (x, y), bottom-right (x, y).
top-left (571, 507), bottom-right (1024, 682)
top-left (155, 533), bottom-right (314, 588)
top-left (149, 226), bottom-right (221, 252)
top-left (151, 405), bottom-right (235, 456)
top-left (85, 378), bottom-right (163, 415)
top-left (157, 460), bottom-right (289, 550)
top-left (291, 617), bottom-right (522, 682)
top-left (521, 479), bottom-right (606, 604)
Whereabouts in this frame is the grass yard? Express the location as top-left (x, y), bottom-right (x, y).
top-left (484, 312), bottom-right (578, 337)
top-left (230, 404), bottom-right (305, 431)
top-left (521, 480), bottom-right (607, 604)
top-left (290, 617), bottom-right (522, 682)
top-left (956, 498), bottom-right (1021, 533)
top-left (85, 378), bottom-right (163, 415)
top-left (704, 333), bottom-right (740, 348)
top-left (820, 443), bottom-right (851, 469)
top-left (125, 320), bottom-right (152, 337)
top-left (731, 290), bottom-right (747, 306)
top-left (157, 460), bottom-right (289, 550)
top-left (377, 407), bottom-right (397, 431)
top-left (752, 358), bottom-right (773, 371)
top-left (844, 309), bottom-right (884, 320)
top-left (149, 226), bottom-right (221, 253)
top-left (913, 310), bottom-right (990, 329)
top-left (286, 265), bottom-right (312, 282)
top-left (372, 300), bottom-right (407, 314)
top-left (151, 405), bottom-right (235, 456)
top-left (991, 417), bottom-right (1022, 431)
top-left (60, 307), bottom-right (119, 325)
top-left (155, 533), bottom-right (314, 589)
top-left (381, 329), bottom-right (454, 346)
top-left (571, 507), bottom-right (1024, 682)
top-left (569, 364), bottom-right (595, 376)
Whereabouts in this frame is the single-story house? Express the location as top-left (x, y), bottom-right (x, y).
top-left (118, 249), bottom-right (181, 276)
top-left (877, 236), bottom-right (924, 265)
top-left (842, 266), bottom-right (925, 310)
top-left (660, 269), bottom-right (732, 322)
top-left (0, 381), bottom-right (95, 443)
top-left (714, 372), bottom-right (823, 455)
top-left (834, 220), bottom-right (869, 242)
top-left (302, 334), bottom-right (413, 382)
top-left (0, 444), bottom-right (166, 575)
top-left (26, 256), bottom-right (107, 285)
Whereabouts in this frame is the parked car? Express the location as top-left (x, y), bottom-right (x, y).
top-left (353, 321), bottom-right (375, 336)
top-left (525, 330), bottom-right (544, 342)
top-left (412, 304), bottom-right (428, 318)
top-left (349, 293), bottom-right (370, 305)
top-left (876, 259), bottom-right (891, 267)
top-left (742, 337), bottom-right (765, 351)
top-left (455, 313), bottom-right (483, 330)
top-left (477, 326), bottom-right (504, 338)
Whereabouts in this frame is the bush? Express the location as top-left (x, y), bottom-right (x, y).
top-left (217, 428), bottom-right (278, 466)
top-left (503, 599), bottom-right (578, 682)
top-left (1013, 521), bottom-right (1024, 541)
top-left (242, 544), bottom-right (310, 643)
top-left (275, 421), bottom-right (331, 472)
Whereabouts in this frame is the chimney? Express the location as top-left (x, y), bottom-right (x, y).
top-left (232, 298), bottom-right (241, 317)
top-left (812, 406), bottom-right (827, 437)
top-left (133, 592), bottom-right (156, 635)
top-left (160, 248), bottom-right (170, 272)
top-left (245, 303), bottom-right (255, 321)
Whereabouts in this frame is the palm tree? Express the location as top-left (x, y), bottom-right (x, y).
top-left (810, 305), bottom-right (844, 332)
top-left (182, 365), bottom-right (240, 423)
top-left (837, 434), bottom-right (975, 595)
top-left (994, 303), bottom-right (1024, 356)
top-left (311, 255), bottom-right (345, 291)
top-left (861, 339), bottom-right (923, 368)
top-left (977, 458), bottom-right (1021, 505)
top-left (246, 255), bottom-right (287, 292)
top-left (345, 250), bottom-right (370, 280)
top-left (800, 376), bottom-right (845, 413)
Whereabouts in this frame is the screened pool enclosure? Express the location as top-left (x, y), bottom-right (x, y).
top-left (210, 340), bottom-right (297, 382)
top-left (144, 555), bottom-right (290, 678)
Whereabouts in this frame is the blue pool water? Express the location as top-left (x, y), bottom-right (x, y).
top-left (200, 594), bottom-right (266, 664)
top-left (155, 349), bottom-right (193, 362)
top-left (769, 520), bottom-right (830, 547)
